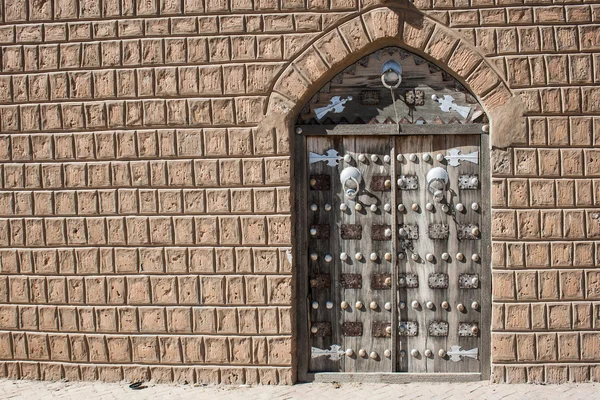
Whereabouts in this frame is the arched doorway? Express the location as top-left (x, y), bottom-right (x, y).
top-left (294, 47), bottom-right (492, 381)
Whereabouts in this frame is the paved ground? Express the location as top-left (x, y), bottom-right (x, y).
top-left (1, 379), bottom-right (600, 400)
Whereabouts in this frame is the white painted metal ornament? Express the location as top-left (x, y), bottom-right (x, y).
top-left (311, 344), bottom-right (345, 361)
top-left (431, 94), bottom-right (472, 119)
top-left (446, 345), bottom-right (479, 362)
top-left (340, 166), bottom-right (362, 199)
top-left (314, 96), bottom-right (353, 120)
top-left (442, 148), bottom-right (479, 167)
top-left (309, 149), bottom-right (342, 167)
top-left (426, 167), bottom-right (449, 202)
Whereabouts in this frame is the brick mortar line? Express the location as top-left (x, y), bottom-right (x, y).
top-left (0, 95), bottom-right (273, 106)
top-left (0, 185), bottom-right (292, 191)
top-left (0, 273), bottom-right (294, 277)
top-left (0, 14), bottom-right (593, 46)
top-left (1, 30), bottom-right (326, 45)
top-left (0, 302), bottom-right (296, 307)
top-left (0, 359), bottom-right (295, 367)
top-left (0, 330), bottom-right (295, 337)
top-left (0, 60), bottom-right (289, 76)
top-left (0, 244), bottom-right (292, 249)
top-left (0, 9), bottom-right (362, 27)
top-left (492, 299), bottom-right (600, 303)
top-left (0, 156), bottom-right (290, 163)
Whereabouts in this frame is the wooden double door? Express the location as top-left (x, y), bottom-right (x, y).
top-left (300, 133), bottom-right (489, 375)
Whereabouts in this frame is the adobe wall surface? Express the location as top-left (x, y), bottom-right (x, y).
top-left (0, 0), bottom-right (597, 385)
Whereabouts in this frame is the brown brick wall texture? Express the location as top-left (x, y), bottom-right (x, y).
top-left (0, 0), bottom-right (598, 385)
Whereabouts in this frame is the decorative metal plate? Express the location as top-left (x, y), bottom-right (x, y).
top-left (309, 274), bottom-right (331, 289)
top-left (309, 174), bottom-right (330, 190)
top-left (398, 175), bottom-right (418, 190)
top-left (458, 273), bottom-right (479, 289)
top-left (311, 322), bottom-right (332, 337)
top-left (399, 224), bottom-right (419, 240)
top-left (311, 345), bottom-right (344, 361)
top-left (310, 225), bottom-right (330, 239)
top-left (458, 322), bottom-right (479, 337)
top-left (458, 174), bottom-right (479, 189)
top-left (372, 225), bottom-right (392, 241)
top-left (343, 322), bottom-right (363, 336)
top-left (398, 321), bottom-right (418, 336)
top-left (398, 273), bottom-right (419, 288)
top-left (428, 273), bottom-right (449, 289)
top-left (405, 90), bottom-right (425, 106)
top-left (341, 224), bottom-right (362, 240)
top-left (428, 224), bottom-right (449, 240)
top-left (458, 224), bottom-right (479, 240)
top-left (341, 273), bottom-right (362, 289)
top-left (370, 176), bottom-right (391, 191)
top-left (428, 321), bottom-right (449, 337)
top-left (372, 321), bottom-right (391, 337)
top-left (360, 90), bottom-right (380, 105)
top-left (371, 273), bottom-right (391, 290)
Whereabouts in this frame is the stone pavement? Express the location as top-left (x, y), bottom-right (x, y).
top-left (1, 379), bottom-right (600, 400)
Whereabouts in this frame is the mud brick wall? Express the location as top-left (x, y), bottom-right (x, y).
top-left (0, 0), bottom-right (598, 385)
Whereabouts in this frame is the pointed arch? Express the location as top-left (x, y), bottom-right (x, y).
top-left (262, 6), bottom-right (525, 147)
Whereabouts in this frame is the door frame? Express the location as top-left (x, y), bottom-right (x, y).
top-left (293, 124), bottom-right (492, 383)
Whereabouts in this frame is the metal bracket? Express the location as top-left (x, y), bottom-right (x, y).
top-left (432, 94), bottom-right (472, 119)
top-left (314, 96), bottom-right (352, 120)
top-left (447, 345), bottom-right (478, 362)
top-left (309, 149), bottom-right (342, 167)
top-left (311, 344), bottom-right (345, 361)
top-left (443, 149), bottom-right (479, 167)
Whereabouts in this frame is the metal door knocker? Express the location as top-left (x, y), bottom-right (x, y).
top-left (426, 167), bottom-right (449, 203)
top-left (340, 167), bottom-right (362, 199)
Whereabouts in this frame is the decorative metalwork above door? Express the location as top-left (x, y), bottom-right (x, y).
top-left (297, 47), bottom-right (487, 126)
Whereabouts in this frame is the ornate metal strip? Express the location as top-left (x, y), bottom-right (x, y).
top-left (311, 345), bottom-right (344, 361)
top-left (457, 224), bottom-right (479, 240)
top-left (398, 273), bottom-right (419, 288)
top-left (458, 174), bottom-right (479, 190)
top-left (447, 346), bottom-right (478, 362)
top-left (397, 175), bottom-right (418, 190)
top-left (428, 273), bottom-right (449, 289)
top-left (458, 322), bottom-right (479, 337)
top-left (428, 321), bottom-right (449, 337)
top-left (398, 224), bottom-right (419, 240)
top-left (458, 273), bottom-right (479, 289)
top-left (398, 321), bottom-right (418, 336)
top-left (428, 224), bottom-right (449, 240)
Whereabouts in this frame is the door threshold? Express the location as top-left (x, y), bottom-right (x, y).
top-left (306, 372), bottom-right (482, 383)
